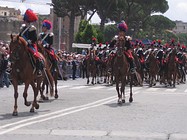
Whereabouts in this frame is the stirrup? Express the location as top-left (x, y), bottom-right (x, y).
top-left (130, 68), bottom-right (135, 74)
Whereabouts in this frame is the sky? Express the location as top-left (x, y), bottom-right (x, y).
top-left (0, 0), bottom-right (187, 23)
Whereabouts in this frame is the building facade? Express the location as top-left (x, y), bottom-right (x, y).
top-left (0, 6), bottom-right (21, 17)
top-left (173, 20), bottom-right (187, 34)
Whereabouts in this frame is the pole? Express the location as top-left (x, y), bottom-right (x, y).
top-left (58, 17), bottom-right (62, 51)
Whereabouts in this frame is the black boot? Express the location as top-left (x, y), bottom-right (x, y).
top-left (129, 59), bottom-right (136, 74)
top-left (36, 59), bottom-right (43, 76)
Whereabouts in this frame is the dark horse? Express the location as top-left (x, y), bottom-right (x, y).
top-left (9, 35), bottom-right (54, 116)
top-left (145, 50), bottom-right (159, 87)
top-left (37, 43), bottom-right (59, 100)
top-left (113, 35), bottom-right (133, 104)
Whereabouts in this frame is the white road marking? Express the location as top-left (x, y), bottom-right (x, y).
top-left (88, 86), bottom-right (104, 90)
top-left (57, 85), bottom-right (71, 89)
top-left (0, 95), bottom-right (116, 132)
top-left (0, 97), bottom-right (117, 135)
top-left (145, 88), bottom-right (159, 92)
top-left (69, 86), bottom-right (88, 89)
top-left (0, 91), bottom-right (139, 135)
top-left (165, 89), bottom-right (177, 92)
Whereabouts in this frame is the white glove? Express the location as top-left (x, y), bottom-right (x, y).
top-left (27, 40), bottom-right (32, 44)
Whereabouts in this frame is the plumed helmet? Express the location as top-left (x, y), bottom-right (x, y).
top-left (92, 37), bottom-right (97, 41)
top-left (117, 21), bottom-right (128, 32)
top-left (182, 45), bottom-right (186, 49)
top-left (42, 20), bottom-right (52, 30)
top-left (23, 9), bottom-right (38, 22)
top-left (158, 39), bottom-right (161, 44)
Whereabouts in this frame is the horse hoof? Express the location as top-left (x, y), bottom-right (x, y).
top-left (30, 108), bottom-right (35, 113)
top-left (35, 104), bottom-right (39, 110)
top-left (55, 94), bottom-right (58, 99)
top-left (45, 97), bottom-right (49, 100)
top-left (129, 97), bottom-right (133, 103)
top-left (118, 99), bottom-right (122, 105)
top-left (12, 112), bottom-right (18, 116)
top-left (122, 99), bottom-right (125, 103)
top-left (25, 102), bottom-right (31, 107)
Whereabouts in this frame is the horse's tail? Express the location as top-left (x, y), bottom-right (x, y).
top-left (44, 68), bottom-right (54, 97)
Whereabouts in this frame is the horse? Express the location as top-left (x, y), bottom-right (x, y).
top-left (113, 35), bottom-right (133, 104)
top-left (86, 50), bottom-right (97, 85)
top-left (145, 50), bottom-right (159, 87)
top-left (37, 43), bottom-right (59, 100)
top-left (165, 48), bottom-right (177, 87)
top-left (9, 35), bottom-right (54, 116)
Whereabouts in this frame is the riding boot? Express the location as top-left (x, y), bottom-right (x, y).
top-left (36, 59), bottom-right (43, 76)
top-left (129, 59), bottom-right (136, 74)
top-left (52, 59), bottom-right (58, 72)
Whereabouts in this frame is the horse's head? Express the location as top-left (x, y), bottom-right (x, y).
top-left (9, 34), bottom-right (27, 61)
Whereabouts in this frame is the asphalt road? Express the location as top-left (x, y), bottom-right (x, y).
top-left (0, 78), bottom-right (187, 140)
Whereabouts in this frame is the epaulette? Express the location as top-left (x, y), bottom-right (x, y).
top-left (39, 32), bottom-right (44, 36)
top-left (29, 25), bottom-right (36, 31)
top-left (49, 32), bottom-right (54, 37)
top-left (125, 36), bottom-right (132, 41)
top-left (20, 24), bottom-right (26, 30)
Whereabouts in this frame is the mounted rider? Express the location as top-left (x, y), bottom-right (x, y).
top-left (19, 9), bottom-right (43, 76)
top-left (155, 40), bottom-right (165, 72)
top-left (117, 21), bottom-right (136, 73)
top-left (38, 19), bottom-right (58, 71)
top-left (88, 37), bottom-right (97, 60)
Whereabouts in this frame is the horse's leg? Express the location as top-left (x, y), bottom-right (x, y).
top-left (23, 81), bottom-right (31, 106)
top-left (121, 77), bottom-right (126, 103)
top-left (12, 79), bottom-right (19, 116)
top-left (173, 72), bottom-right (176, 88)
top-left (129, 74), bottom-right (133, 103)
top-left (149, 74), bottom-right (153, 87)
top-left (45, 68), bottom-right (54, 97)
top-left (54, 72), bottom-right (58, 99)
top-left (39, 79), bottom-right (47, 101)
top-left (86, 68), bottom-right (90, 84)
top-left (30, 81), bottom-right (40, 113)
top-left (115, 78), bottom-right (121, 104)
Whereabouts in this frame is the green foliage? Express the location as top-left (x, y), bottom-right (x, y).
top-left (177, 33), bottom-right (187, 45)
top-left (144, 15), bottom-right (176, 33)
top-left (76, 22), bottom-right (97, 44)
top-left (104, 24), bottom-right (118, 42)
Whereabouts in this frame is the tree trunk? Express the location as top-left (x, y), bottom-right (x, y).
top-left (100, 18), bottom-right (105, 33)
top-left (68, 12), bottom-right (75, 52)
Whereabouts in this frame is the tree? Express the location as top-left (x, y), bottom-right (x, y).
top-left (95, 0), bottom-right (118, 32)
top-left (75, 20), bottom-right (89, 43)
top-left (52, 0), bottom-right (85, 51)
top-left (82, 24), bottom-right (98, 44)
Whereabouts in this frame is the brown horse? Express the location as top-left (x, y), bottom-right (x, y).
top-left (165, 48), bottom-right (177, 87)
top-left (113, 35), bottom-right (133, 104)
top-left (9, 35), bottom-right (54, 116)
top-left (37, 43), bottom-right (59, 100)
top-left (86, 51), bottom-right (97, 85)
top-left (145, 50), bottom-right (159, 87)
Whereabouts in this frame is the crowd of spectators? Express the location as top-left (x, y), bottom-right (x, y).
top-left (56, 50), bottom-right (87, 81)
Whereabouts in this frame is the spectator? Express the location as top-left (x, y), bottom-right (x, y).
top-left (0, 54), bottom-right (10, 88)
top-left (72, 57), bottom-right (77, 80)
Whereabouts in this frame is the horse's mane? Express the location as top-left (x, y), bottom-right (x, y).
top-left (18, 36), bottom-right (27, 47)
